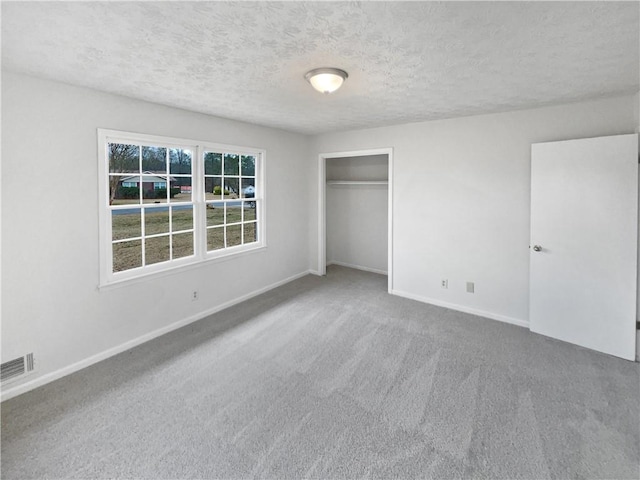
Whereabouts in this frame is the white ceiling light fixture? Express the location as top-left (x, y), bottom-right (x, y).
top-left (304, 68), bottom-right (349, 94)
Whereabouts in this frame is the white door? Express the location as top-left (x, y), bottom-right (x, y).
top-left (530, 134), bottom-right (638, 360)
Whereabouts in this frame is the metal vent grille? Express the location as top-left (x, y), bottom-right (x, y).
top-left (1, 354), bottom-right (35, 383)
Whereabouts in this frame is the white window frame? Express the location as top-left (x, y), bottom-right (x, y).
top-left (98, 129), bottom-right (266, 287)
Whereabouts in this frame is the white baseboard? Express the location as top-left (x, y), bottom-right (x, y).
top-left (327, 261), bottom-right (388, 276)
top-left (1, 270), bottom-right (313, 402)
top-left (390, 288), bottom-right (529, 329)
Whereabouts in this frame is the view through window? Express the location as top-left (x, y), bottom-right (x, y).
top-left (99, 130), bottom-right (264, 284)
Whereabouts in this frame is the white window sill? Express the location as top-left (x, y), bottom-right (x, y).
top-left (97, 244), bottom-right (267, 292)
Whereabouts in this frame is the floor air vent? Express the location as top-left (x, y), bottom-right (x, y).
top-left (1, 353), bottom-right (35, 383)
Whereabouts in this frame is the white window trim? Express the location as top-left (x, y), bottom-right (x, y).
top-left (97, 129), bottom-right (266, 288)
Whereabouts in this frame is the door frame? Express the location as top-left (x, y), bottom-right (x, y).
top-left (317, 147), bottom-right (394, 292)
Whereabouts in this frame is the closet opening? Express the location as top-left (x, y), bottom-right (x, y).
top-left (318, 148), bottom-right (393, 292)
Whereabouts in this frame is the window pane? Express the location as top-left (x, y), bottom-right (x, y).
top-left (207, 203), bottom-right (224, 226)
top-left (110, 175), bottom-right (140, 205)
top-left (225, 204), bottom-right (242, 224)
top-left (171, 176), bottom-right (191, 202)
top-left (207, 227), bottom-right (224, 251)
top-left (243, 201), bottom-right (257, 222)
top-left (113, 240), bottom-right (142, 272)
top-left (243, 222), bottom-right (257, 244)
top-left (145, 235), bottom-right (170, 265)
top-left (241, 178), bottom-right (255, 198)
top-left (109, 143), bottom-right (139, 174)
top-left (204, 176), bottom-right (222, 200)
top-left (224, 154), bottom-right (239, 175)
top-left (224, 177), bottom-right (239, 198)
top-left (142, 172), bottom-right (169, 203)
top-left (112, 208), bottom-right (141, 241)
top-left (172, 205), bottom-right (193, 232)
top-left (145, 207), bottom-right (170, 235)
top-left (204, 152), bottom-right (222, 175)
top-left (142, 146), bottom-right (166, 174)
top-left (241, 155), bottom-right (255, 176)
top-left (226, 224), bottom-right (242, 247)
top-left (172, 232), bottom-right (193, 259)
top-left (169, 148), bottom-right (192, 175)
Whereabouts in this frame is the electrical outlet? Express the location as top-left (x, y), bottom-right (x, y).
top-left (466, 282), bottom-right (475, 293)
top-left (191, 290), bottom-right (199, 301)
top-left (441, 279), bottom-right (448, 289)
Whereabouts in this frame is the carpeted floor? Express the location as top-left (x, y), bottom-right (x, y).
top-left (2, 266), bottom-right (639, 479)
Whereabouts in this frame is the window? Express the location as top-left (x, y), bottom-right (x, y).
top-left (203, 151), bottom-right (258, 251)
top-left (98, 130), bottom-right (265, 285)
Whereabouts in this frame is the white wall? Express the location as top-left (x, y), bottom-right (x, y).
top-left (326, 186), bottom-right (388, 273)
top-left (326, 155), bottom-right (388, 274)
top-left (634, 92), bottom-right (639, 132)
top-left (326, 154), bottom-right (388, 182)
top-left (1, 72), bottom-right (311, 398)
top-left (310, 96), bottom-right (637, 326)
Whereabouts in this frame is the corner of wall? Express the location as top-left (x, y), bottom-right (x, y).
top-left (307, 136), bottom-right (321, 273)
top-left (632, 91), bottom-right (640, 133)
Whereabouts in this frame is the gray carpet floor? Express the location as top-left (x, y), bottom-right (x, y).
top-left (2, 266), bottom-right (639, 479)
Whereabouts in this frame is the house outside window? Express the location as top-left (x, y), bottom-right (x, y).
top-left (98, 129), bottom-right (265, 286)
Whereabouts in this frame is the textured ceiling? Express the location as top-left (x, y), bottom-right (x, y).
top-left (2, 1), bottom-right (639, 134)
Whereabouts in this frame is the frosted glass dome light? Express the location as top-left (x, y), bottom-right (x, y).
top-left (305, 68), bottom-right (348, 94)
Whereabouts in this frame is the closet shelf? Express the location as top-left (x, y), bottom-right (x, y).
top-left (326, 180), bottom-right (388, 185)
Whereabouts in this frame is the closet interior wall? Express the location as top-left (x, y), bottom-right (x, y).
top-left (326, 154), bottom-right (389, 274)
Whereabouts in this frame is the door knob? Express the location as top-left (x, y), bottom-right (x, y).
top-left (532, 245), bottom-right (542, 252)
